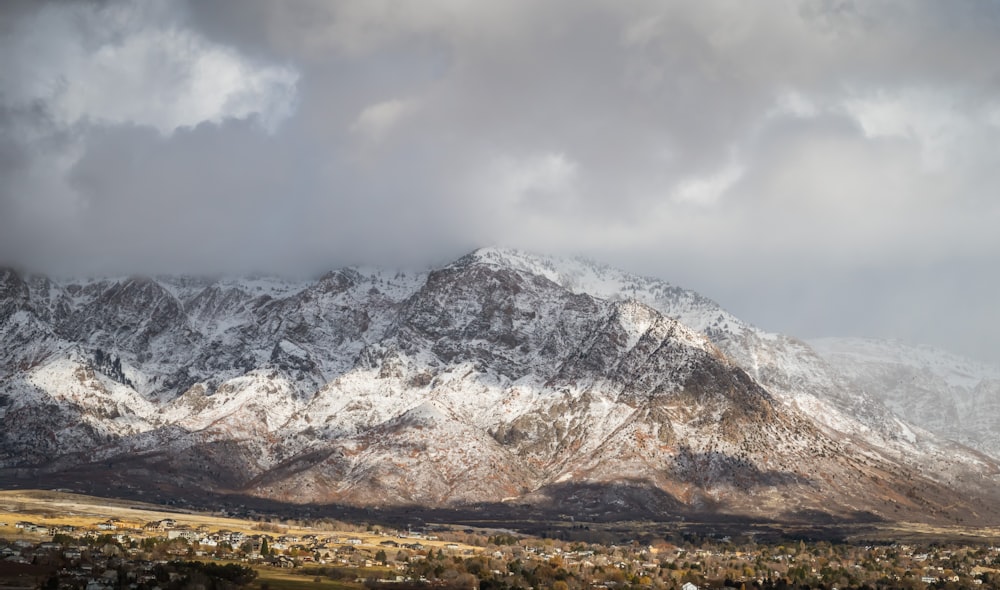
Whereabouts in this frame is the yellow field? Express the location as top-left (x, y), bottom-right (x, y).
top-left (0, 489), bottom-right (267, 535)
top-left (856, 520), bottom-right (1000, 542)
top-left (0, 489), bottom-right (479, 552)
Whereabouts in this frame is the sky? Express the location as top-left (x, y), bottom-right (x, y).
top-left (1, 0), bottom-right (999, 362)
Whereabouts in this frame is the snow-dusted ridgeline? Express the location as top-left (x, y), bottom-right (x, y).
top-left (1, 250), bottom-right (998, 524)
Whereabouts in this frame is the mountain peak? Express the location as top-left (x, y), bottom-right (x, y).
top-left (2, 251), bottom-right (1000, 524)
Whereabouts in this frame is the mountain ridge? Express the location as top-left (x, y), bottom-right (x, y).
top-left (1, 249), bottom-right (998, 525)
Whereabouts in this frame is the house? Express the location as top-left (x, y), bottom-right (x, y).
top-left (167, 529), bottom-right (199, 541)
top-left (14, 521), bottom-right (49, 533)
top-left (682, 583), bottom-right (699, 590)
top-left (270, 555), bottom-right (296, 568)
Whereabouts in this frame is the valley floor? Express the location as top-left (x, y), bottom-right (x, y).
top-left (3, 490), bottom-right (1000, 589)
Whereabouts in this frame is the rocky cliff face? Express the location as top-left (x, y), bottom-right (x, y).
top-left (1, 249), bottom-right (998, 524)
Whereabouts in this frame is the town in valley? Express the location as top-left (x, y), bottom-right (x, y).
top-left (2, 491), bottom-right (1000, 590)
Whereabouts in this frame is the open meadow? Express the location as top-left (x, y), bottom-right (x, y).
top-left (0, 489), bottom-right (477, 550)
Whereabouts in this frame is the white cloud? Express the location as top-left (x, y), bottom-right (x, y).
top-left (671, 161), bottom-right (744, 206)
top-left (0, 1), bottom-right (298, 135)
top-left (486, 152), bottom-right (580, 210)
top-left (4, 0), bottom-right (1000, 359)
top-left (351, 98), bottom-right (418, 145)
top-left (843, 90), bottom-right (967, 171)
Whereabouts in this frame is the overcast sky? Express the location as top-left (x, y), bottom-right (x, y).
top-left (2, 0), bottom-right (999, 361)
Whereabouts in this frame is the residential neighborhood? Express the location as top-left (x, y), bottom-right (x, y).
top-left (3, 514), bottom-right (1000, 590)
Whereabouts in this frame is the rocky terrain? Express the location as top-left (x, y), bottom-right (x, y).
top-left (1, 248), bottom-right (998, 525)
top-left (810, 337), bottom-right (1000, 461)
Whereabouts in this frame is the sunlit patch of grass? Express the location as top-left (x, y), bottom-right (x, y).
top-left (252, 566), bottom-right (362, 590)
top-left (0, 489), bottom-right (479, 551)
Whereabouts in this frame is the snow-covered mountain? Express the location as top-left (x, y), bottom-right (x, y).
top-left (1, 250), bottom-right (998, 525)
top-left (810, 337), bottom-right (1000, 461)
top-left (469, 250), bottom-right (988, 475)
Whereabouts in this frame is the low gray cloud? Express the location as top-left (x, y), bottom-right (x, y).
top-left (2, 0), bottom-right (999, 360)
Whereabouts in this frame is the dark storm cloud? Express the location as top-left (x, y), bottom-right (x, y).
top-left (2, 0), bottom-right (999, 360)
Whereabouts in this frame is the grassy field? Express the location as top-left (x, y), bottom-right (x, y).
top-left (7, 487), bottom-right (1000, 551)
top-left (0, 489), bottom-right (480, 553)
top-left (252, 566), bottom-right (363, 590)
top-left (0, 489), bottom-right (475, 589)
top-left (844, 520), bottom-right (1000, 544)
top-left (0, 489), bottom-right (267, 533)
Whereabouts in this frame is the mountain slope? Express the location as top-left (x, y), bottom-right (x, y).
top-left (1, 250), bottom-right (998, 525)
top-left (810, 337), bottom-right (1000, 460)
top-left (466, 250), bottom-right (996, 482)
